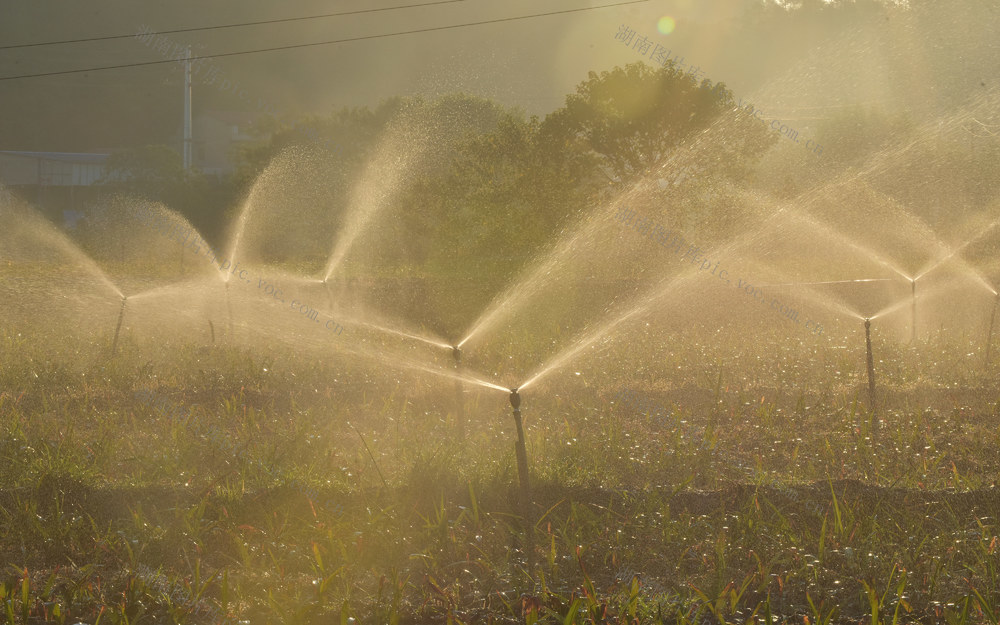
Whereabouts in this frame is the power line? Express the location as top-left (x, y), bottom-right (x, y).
top-left (0, 0), bottom-right (650, 82)
top-left (0, 0), bottom-right (470, 51)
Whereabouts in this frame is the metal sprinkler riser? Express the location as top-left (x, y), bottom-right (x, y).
top-left (864, 318), bottom-right (876, 414)
top-left (508, 387), bottom-right (529, 493)
top-left (111, 296), bottom-right (128, 355)
top-left (452, 345), bottom-right (465, 438)
top-left (985, 293), bottom-right (999, 368)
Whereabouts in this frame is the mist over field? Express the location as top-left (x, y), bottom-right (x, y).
top-left (2, 1), bottom-right (1000, 623)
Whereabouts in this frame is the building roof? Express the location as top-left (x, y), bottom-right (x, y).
top-left (0, 151), bottom-right (110, 164)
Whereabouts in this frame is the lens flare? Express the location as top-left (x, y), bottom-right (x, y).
top-left (657, 16), bottom-right (676, 35)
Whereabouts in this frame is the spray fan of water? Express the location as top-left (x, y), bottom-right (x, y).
top-left (3, 73), bottom-right (1000, 420)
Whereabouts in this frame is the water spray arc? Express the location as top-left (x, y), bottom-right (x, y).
top-left (986, 293), bottom-right (999, 369)
top-left (111, 296), bottom-right (128, 355)
top-left (864, 318), bottom-right (876, 414)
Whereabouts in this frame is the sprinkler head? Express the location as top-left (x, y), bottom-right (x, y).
top-left (864, 318), bottom-right (871, 330)
top-left (509, 388), bottom-right (521, 410)
top-left (452, 346), bottom-right (461, 364)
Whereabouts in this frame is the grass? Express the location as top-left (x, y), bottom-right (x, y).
top-left (1, 261), bottom-right (999, 623)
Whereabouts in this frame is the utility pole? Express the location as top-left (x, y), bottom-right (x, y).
top-left (183, 46), bottom-right (193, 171)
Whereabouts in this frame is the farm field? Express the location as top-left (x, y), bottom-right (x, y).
top-left (2, 1), bottom-right (1000, 624)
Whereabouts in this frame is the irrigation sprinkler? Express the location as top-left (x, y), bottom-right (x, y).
top-left (864, 318), bottom-right (877, 414)
top-left (509, 388), bottom-right (530, 496)
top-left (111, 296), bottom-right (128, 355)
top-left (225, 281), bottom-right (234, 338)
top-left (509, 387), bottom-right (534, 572)
top-left (910, 279), bottom-right (917, 343)
top-left (985, 293), bottom-right (999, 369)
top-left (452, 346), bottom-right (465, 438)
top-left (322, 278), bottom-right (334, 312)
top-left (208, 319), bottom-right (216, 345)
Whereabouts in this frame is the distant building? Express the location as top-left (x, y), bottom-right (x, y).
top-left (0, 111), bottom-right (266, 220)
top-left (0, 150), bottom-right (110, 221)
top-left (192, 111), bottom-right (264, 176)
top-left (0, 150), bottom-right (108, 187)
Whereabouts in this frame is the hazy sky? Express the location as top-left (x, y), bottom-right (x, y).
top-left (0, 0), bottom-right (995, 151)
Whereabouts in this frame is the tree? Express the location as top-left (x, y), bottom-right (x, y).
top-left (539, 62), bottom-right (774, 190)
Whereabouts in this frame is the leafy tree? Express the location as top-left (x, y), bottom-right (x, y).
top-left (539, 62), bottom-right (774, 190)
